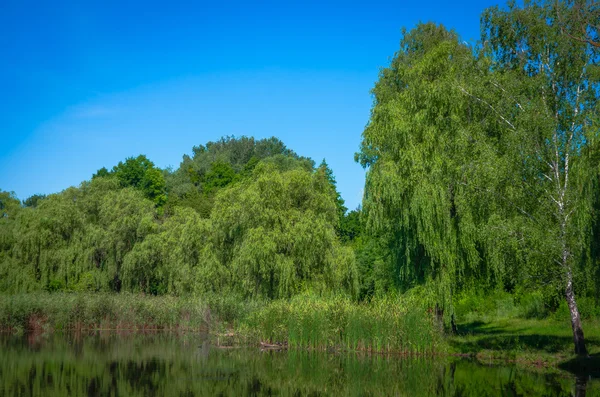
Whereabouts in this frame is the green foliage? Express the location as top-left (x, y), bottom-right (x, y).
top-left (0, 192), bottom-right (20, 274)
top-left (122, 206), bottom-right (217, 295)
top-left (454, 290), bottom-right (518, 323)
top-left (202, 161), bottom-right (239, 194)
top-left (0, 190), bottom-right (20, 218)
top-left (340, 208), bottom-right (362, 243)
top-left (210, 160), bottom-right (358, 298)
top-left (112, 154), bottom-right (154, 188)
top-left (476, 0), bottom-right (600, 293)
top-left (140, 167), bottom-right (167, 206)
top-left (357, 23), bottom-right (500, 307)
top-left (162, 136), bottom-right (311, 218)
top-left (0, 179), bottom-right (156, 293)
top-left (0, 137), bottom-right (355, 301)
top-left (317, 159), bottom-right (347, 231)
top-left (92, 166), bottom-right (110, 179)
top-left (518, 291), bottom-right (550, 320)
top-left (554, 297), bottom-right (600, 322)
top-left (22, 194), bottom-right (46, 208)
top-left (111, 155), bottom-right (167, 206)
top-left (353, 235), bottom-right (394, 301)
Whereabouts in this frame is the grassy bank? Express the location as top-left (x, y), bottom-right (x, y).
top-left (447, 290), bottom-right (600, 375)
top-left (0, 292), bottom-right (443, 354)
top-left (448, 317), bottom-right (600, 373)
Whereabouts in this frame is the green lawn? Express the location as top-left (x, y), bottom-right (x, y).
top-left (448, 317), bottom-right (600, 376)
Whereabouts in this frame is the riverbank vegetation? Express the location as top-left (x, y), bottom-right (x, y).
top-left (0, 291), bottom-right (443, 355)
top-left (1, 0), bottom-right (599, 369)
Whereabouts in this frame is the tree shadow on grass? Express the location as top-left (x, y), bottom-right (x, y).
top-left (451, 321), bottom-right (600, 355)
top-left (451, 333), bottom-right (575, 353)
top-left (559, 354), bottom-right (600, 378)
top-left (455, 321), bottom-right (524, 336)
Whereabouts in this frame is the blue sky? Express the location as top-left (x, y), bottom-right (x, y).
top-left (0, 0), bottom-right (502, 210)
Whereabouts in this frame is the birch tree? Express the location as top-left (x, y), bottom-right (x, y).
top-left (478, 0), bottom-right (600, 356)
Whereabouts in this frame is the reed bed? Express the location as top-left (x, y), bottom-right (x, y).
top-left (241, 294), bottom-right (444, 354)
top-left (0, 293), bottom-right (444, 354)
top-left (0, 293), bottom-right (210, 332)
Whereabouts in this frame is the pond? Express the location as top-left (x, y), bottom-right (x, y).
top-left (0, 332), bottom-right (598, 396)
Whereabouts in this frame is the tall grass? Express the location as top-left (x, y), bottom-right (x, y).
top-left (240, 293), bottom-right (444, 354)
top-left (0, 292), bottom-right (444, 354)
top-left (0, 293), bottom-right (210, 332)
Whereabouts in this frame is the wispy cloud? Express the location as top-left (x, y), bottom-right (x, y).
top-left (70, 104), bottom-right (119, 119)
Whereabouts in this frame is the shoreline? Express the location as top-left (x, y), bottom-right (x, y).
top-left (1, 292), bottom-right (598, 378)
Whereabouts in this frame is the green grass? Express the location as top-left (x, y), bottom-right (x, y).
top-left (449, 317), bottom-right (600, 375)
top-left (450, 288), bottom-right (600, 375)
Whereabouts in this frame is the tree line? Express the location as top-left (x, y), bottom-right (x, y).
top-left (0, 137), bottom-right (358, 299)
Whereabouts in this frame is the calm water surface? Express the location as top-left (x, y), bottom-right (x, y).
top-left (0, 333), bottom-right (598, 396)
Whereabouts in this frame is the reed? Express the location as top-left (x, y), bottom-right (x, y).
top-left (240, 293), bottom-right (444, 354)
top-left (0, 292), bottom-right (444, 354)
top-left (0, 293), bottom-right (210, 332)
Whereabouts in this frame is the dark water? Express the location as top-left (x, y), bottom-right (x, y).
top-left (0, 333), bottom-right (598, 396)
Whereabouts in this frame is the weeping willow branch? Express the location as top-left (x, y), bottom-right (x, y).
top-left (456, 85), bottom-right (517, 131)
top-left (458, 182), bottom-right (538, 224)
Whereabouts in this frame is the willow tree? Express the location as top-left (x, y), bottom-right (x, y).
top-left (122, 206), bottom-right (218, 295)
top-left (210, 157), bottom-right (357, 299)
top-left (475, 0), bottom-right (600, 356)
top-left (356, 24), bottom-right (507, 310)
top-left (0, 191), bottom-right (21, 291)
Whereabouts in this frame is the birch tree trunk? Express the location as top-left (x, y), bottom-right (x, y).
top-left (565, 267), bottom-right (588, 356)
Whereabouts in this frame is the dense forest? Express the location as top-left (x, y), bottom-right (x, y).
top-left (1, 0), bottom-right (599, 356)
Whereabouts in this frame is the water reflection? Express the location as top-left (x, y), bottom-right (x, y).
top-left (0, 332), bottom-right (597, 396)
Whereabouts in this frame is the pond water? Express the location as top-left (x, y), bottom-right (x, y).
top-left (0, 333), bottom-right (598, 396)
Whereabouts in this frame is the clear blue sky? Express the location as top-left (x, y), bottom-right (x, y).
top-left (0, 0), bottom-right (502, 210)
